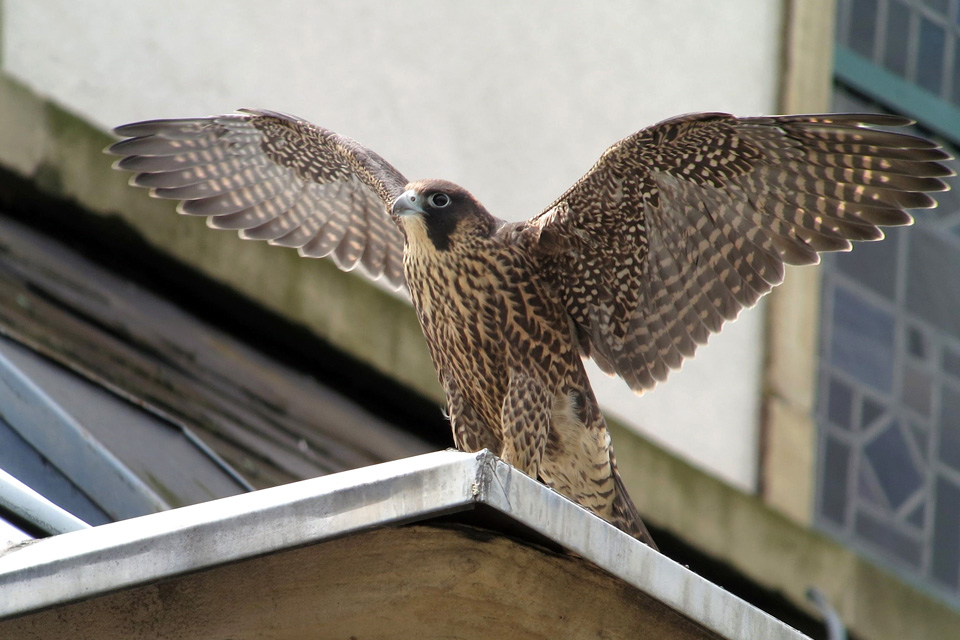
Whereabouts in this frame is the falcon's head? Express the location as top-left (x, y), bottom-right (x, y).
top-left (392, 179), bottom-right (497, 251)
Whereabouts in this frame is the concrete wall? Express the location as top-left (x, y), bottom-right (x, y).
top-left (1, 0), bottom-right (784, 491)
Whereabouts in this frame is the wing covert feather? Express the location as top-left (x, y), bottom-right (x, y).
top-left (526, 112), bottom-right (953, 392)
top-left (107, 109), bottom-right (408, 290)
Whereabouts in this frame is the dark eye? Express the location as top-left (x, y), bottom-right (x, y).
top-left (428, 192), bottom-right (451, 208)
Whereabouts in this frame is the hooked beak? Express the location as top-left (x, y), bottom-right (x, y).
top-left (392, 189), bottom-right (426, 218)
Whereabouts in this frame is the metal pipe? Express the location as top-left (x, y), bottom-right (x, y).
top-left (806, 586), bottom-right (847, 640)
top-left (0, 467), bottom-right (90, 536)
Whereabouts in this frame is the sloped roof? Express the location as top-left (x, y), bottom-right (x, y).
top-left (0, 450), bottom-right (810, 640)
top-left (0, 212), bottom-right (431, 520)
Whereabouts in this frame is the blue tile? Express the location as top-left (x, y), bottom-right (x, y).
top-left (932, 478), bottom-right (960, 588)
top-left (917, 18), bottom-right (946, 95)
top-left (821, 435), bottom-right (853, 526)
top-left (950, 38), bottom-right (960, 106)
top-left (902, 364), bottom-right (933, 417)
top-left (855, 508), bottom-right (923, 568)
top-left (908, 421), bottom-right (930, 460)
top-left (939, 384), bottom-right (960, 472)
top-left (906, 230), bottom-right (960, 342)
top-left (922, 0), bottom-right (949, 16)
top-left (884, 1), bottom-right (911, 77)
top-left (950, 40), bottom-right (960, 107)
top-left (858, 461), bottom-right (890, 510)
top-left (849, 0), bottom-right (879, 58)
top-left (834, 226), bottom-right (899, 301)
top-left (943, 347), bottom-right (960, 379)
top-left (863, 421), bottom-right (924, 509)
top-left (834, 228), bottom-right (899, 301)
top-left (830, 287), bottom-right (895, 392)
top-left (861, 395), bottom-right (887, 429)
top-left (906, 325), bottom-right (928, 361)
top-left (828, 377), bottom-right (855, 429)
top-left (905, 501), bottom-right (926, 530)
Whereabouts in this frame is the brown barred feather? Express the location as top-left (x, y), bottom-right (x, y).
top-left (107, 110), bottom-right (408, 289)
top-left (529, 112), bottom-right (953, 389)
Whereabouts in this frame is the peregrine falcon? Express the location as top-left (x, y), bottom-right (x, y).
top-left (107, 110), bottom-right (952, 549)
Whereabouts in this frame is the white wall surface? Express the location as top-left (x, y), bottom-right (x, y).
top-left (2, 0), bottom-right (783, 491)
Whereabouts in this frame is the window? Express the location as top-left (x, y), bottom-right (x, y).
top-left (834, 0), bottom-right (960, 142)
top-left (837, 0), bottom-right (959, 103)
top-left (815, 83), bottom-right (960, 605)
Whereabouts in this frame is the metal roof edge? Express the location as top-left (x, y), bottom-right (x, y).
top-left (476, 454), bottom-right (807, 640)
top-left (0, 449), bottom-right (481, 618)
top-left (0, 348), bottom-right (169, 519)
top-left (0, 450), bottom-right (809, 639)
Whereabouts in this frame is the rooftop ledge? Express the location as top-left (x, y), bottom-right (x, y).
top-left (0, 450), bottom-right (808, 640)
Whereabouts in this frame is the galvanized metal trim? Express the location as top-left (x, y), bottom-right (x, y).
top-left (0, 349), bottom-right (170, 519)
top-left (0, 450), bottom-right (809, 639)
top-left (0, 467), bottom-right (90, 536)
top-left (0, 450), bottom-right (482, 618)
top-left (475, 455), bottom-right (808, 640)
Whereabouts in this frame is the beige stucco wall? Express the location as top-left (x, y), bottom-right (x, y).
top-left (760, 0), bottom-right (837, 526)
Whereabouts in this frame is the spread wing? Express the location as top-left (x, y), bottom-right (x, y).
top-left (106, 109), bottom-right (408, 290)
top-left (526, 112), bottom-right (953, 392)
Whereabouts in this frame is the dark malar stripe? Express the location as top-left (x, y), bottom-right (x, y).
top-left (425, 211), bottom-right (460, 251)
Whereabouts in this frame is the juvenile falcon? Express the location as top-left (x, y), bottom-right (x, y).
top-left (107, 110), bottom-right (952, 549)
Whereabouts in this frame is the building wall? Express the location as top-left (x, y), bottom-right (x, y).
top-left (1, 0), bottom-right (783, 490)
